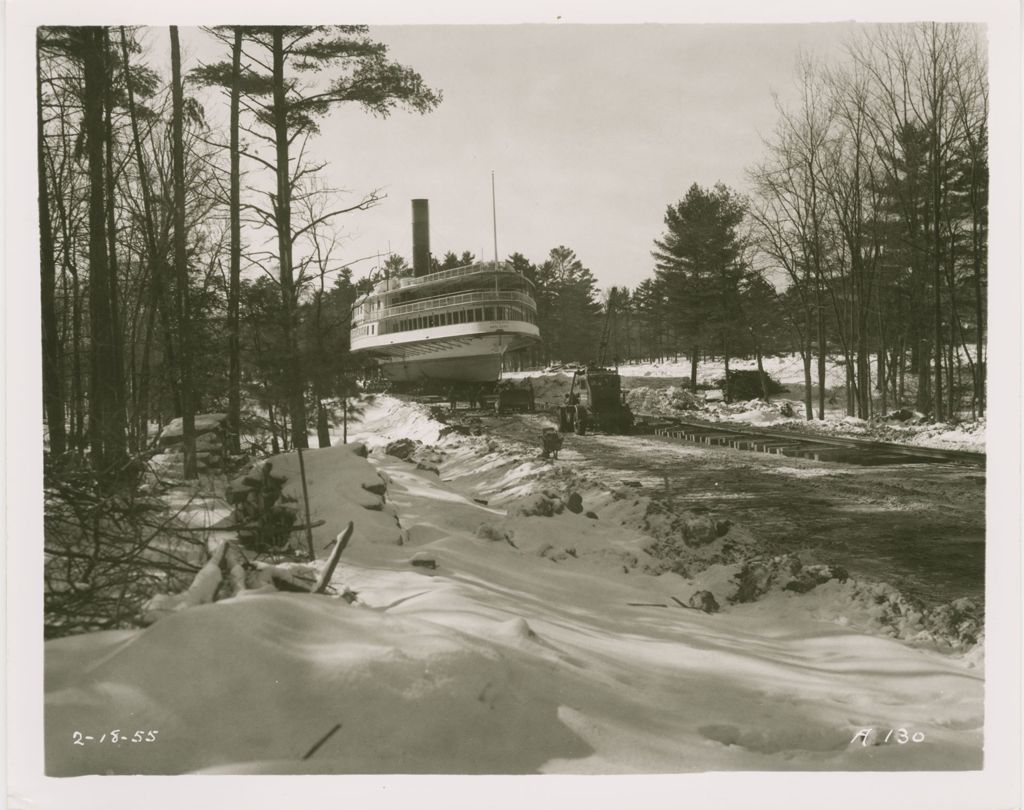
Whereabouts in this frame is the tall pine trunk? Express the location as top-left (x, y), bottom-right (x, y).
top-left (102, 29), bottom-right (126, 435)
top-left (815, 294), bottom-right (826, 420)
top-left (722, 335), bottom-right (731, 403)
top-left (856, 294), bottom-right (870, 418)
top-left (37, 39), bottom-right (67, 456)
top-left (83, 26), bottom-right (126, 473)
top-left (802, 343), bottom-right (813, 420)
top-left (316, 396), bottom-right (331, 448)
top-left (227, 28), bottom-right (243, 454)
top-left (932, 243), bottom-right (944, 422)
top-left (754, 341), bottom-right (769, 401)
top-left (272, 30), bottom-right (309, 449)
top-left (971, 197), bottom-right (985, 415)
top-left (69, 263), bottom-right (85, 450)
top-left (170, 26), bottom-right (197, 478)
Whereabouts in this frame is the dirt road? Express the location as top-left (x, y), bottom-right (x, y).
top-left (474, 413), bottom-right (985, 607)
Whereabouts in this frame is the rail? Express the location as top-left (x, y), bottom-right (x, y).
top-left (385, 261), bottom-right (531, 291)
top-left (376, 290), bottom-right (536, 319)
top-left (637, 414), bottom-right (985, 467)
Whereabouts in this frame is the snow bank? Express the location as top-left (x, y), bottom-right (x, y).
top-left (45, 395), bottom-right (984, 775)
top-left (159, 412), bottom-right (227, 439)
top-left (45, 594), bottom-right (591, 775)
top-left (696, 399), bottom-right (985, 454)
top-left (348, 395), bottom-right (447, 448)
top-left (266, 442), bottom-right (402, 552)
top-left (617, 355), bottom-right (847, 388)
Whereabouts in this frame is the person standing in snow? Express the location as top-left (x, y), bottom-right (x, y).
top-left (541, 427), bottom-right (563, 460)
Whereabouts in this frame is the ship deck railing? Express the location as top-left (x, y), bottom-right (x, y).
top-left (369, 289), bottom-right (536, 320)
top-left (375, 261), bottom-right (532, 293)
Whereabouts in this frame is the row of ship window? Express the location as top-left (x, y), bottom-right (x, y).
top-left (378, 304), bottom-right (536, 335)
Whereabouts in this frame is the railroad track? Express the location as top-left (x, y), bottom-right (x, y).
top-left (636, 415), bottom-right (985, 467)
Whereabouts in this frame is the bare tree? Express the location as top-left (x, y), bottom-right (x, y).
top-left (169, 26), bottom-right (197, 478)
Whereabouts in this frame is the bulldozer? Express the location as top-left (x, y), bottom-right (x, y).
top-left (558, 367), bottom-right (633, 434)
top-left (555, 294), bottom-right (633, 434)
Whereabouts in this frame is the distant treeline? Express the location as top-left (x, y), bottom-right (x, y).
top-left (503, 24), bottom-right (987, 423)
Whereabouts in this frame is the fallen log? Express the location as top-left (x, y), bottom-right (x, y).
top-left (222, 542), bottom-right (249, 595)
top-left (670, 595), bottom-right (700, 611)
top-left (314, 522), bottom-right (354, 594)
top-left (141, 541), bottom-right (228, 624)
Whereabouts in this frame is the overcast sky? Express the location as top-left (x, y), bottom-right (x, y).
top-left (171, 24), bottom-right (858, 290)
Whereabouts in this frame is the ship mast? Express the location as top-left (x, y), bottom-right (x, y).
top-left (492, 171), bottom-right (502, 379)
top-left (491, 171), bottom-right (499, 267)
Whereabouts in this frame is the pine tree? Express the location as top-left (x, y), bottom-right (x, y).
top-left (196, 26), bottom-right (440, 449)
top-left (653, 183), bottom-right (746, 389)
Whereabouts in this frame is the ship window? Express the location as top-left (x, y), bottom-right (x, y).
top-left (484, 307), bottom-right (494, 320)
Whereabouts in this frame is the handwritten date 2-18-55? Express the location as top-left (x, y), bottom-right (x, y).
top-left (72, 730), bottom-right (159, 745)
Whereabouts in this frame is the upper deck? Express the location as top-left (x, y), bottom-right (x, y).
top-left (351, 260), bottom-right (540, 354)
top-left (353, 260), bottom-right (538, 340)
top-left (367, 261), bottom-right (533, 301)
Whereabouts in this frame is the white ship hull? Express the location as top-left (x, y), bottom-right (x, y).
top-left (355, 321), bottom-right (540, 382)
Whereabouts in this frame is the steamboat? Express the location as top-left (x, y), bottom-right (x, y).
top-left (350, 199), bottom-right (540, 383)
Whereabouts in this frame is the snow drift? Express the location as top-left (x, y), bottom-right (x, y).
top-left (44, 396), bottom-right (984, 776)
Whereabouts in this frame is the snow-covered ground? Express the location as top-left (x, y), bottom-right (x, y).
top-left (505, 355), bottom-right (986, 454)
top-left (618, 355), bottom-right (849, 388)
top-left (44, 397), bottom-right (983, 776)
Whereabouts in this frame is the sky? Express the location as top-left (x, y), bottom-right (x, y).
top-left (167, 24), bottom-right (859, 290)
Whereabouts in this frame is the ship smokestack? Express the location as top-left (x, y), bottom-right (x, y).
top-left (411, 199), bottom-right (431, 277)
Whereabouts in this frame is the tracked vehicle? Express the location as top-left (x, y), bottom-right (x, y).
top-left (558, 367), bottom-right (633, 434)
